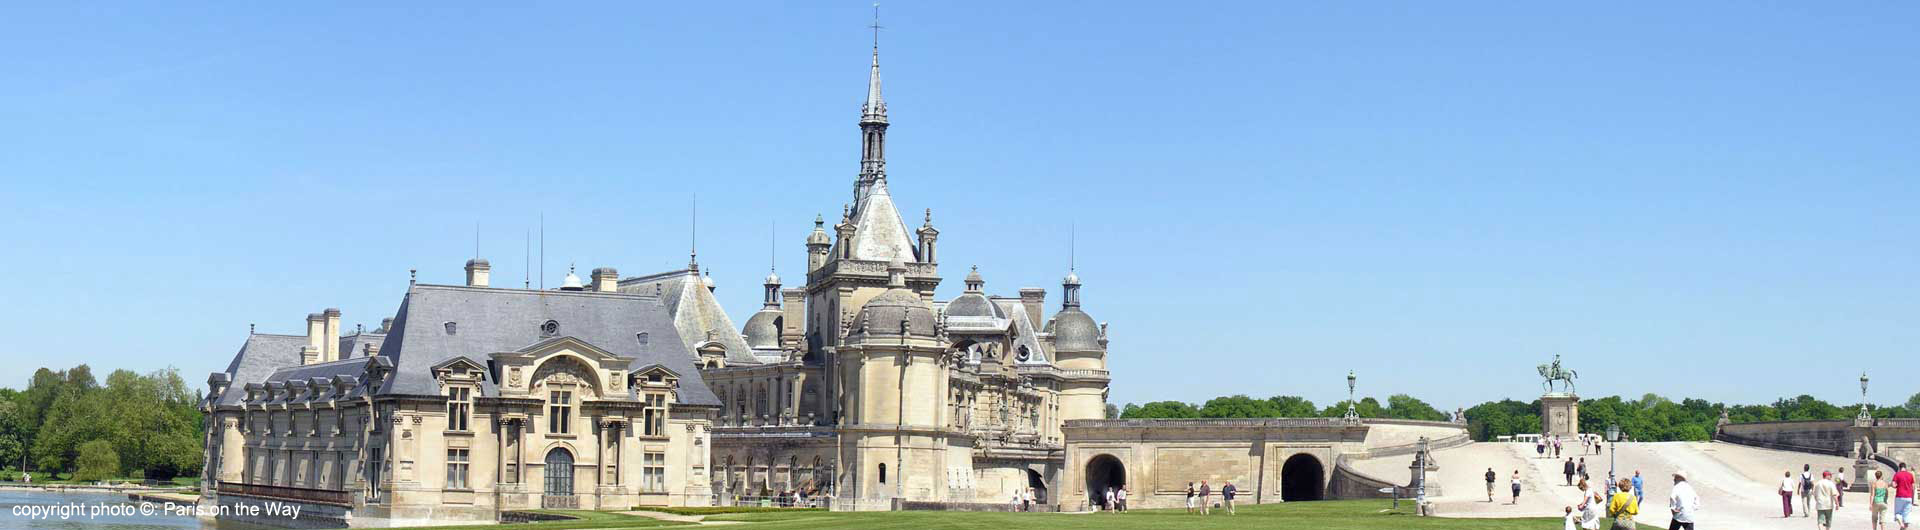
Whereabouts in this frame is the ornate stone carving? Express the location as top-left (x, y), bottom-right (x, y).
top-left (508, 367), bottom-right (522, 387)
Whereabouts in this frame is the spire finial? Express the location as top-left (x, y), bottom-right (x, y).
top-left (924, 207), bottom-right (931, 226)
top-left (1070, 222), bottom-right (1077, 272)
top-left (870, 2), bottom-right (882, 50)
top-left (689, 193), bottom-right (700, 271)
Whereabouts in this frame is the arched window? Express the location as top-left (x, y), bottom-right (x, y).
top-left (544, 448), bottom-right (574, 497)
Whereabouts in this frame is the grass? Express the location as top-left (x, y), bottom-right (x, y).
top-left (0, 469), bottom-right (198, 487)
top-left (628, 506), bottom-right (827, 515)
top-left (703, 500), bottom-right (1565, 529)
top-left (416, 510), bottom-right (688, 529)
top-left (392, 501), bottom-right (1564, 529)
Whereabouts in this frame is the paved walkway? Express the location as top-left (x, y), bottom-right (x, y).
top-left (1358, 440), bottom-right (1881, 528)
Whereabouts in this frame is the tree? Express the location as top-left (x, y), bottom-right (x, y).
top-left (1265, 396), bottom-right (1318, 417)
top-left (1104, 403), bottom-right (1120, 419)
top-left (73, 440), bottom-right (119, 482)
top-left (0, 399), bottom-right (24, 469)
top-left (1385, 394), bottom-right (1448, 422)
top-left (1121, 401), bottom-right (1200, 419)
top-left (1199, 395), bottom-right (1274, 418)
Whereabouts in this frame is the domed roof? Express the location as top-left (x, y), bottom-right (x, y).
top-left (742, 309), bottom-right (782, 350)
top-left (765, 270), bottom-right (781, 285)
top-left (1047, 308), bottom-right (1101, 351)
top-left (944, 292), bottom-right (1002, 319)
top-left (807, 215), bottom-right (832, 245)
top-left (1063, 270), bottom-right (1080, 285)
top-left (560, 267), bottom-right (584, 290)
top-left (854, 288), bottom-right (938, 339)
top-left (702, 270), bottom-right (716, 290)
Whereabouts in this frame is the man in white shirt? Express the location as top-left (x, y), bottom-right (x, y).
top-left (1669, 470), bottom-right (1699, 529)
top-left (1814, 471), bottom-right (1841, 530)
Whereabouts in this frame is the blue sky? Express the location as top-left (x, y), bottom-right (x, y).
top-left (1, 3), bottom-right (1915, 410)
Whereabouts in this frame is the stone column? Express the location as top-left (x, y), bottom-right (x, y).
top-left (791, 374), bottom-right (807, 420)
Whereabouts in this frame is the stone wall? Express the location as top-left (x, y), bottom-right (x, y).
top-left (1716, 420), bottom-right (1854, 456)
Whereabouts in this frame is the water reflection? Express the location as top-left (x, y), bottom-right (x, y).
top-left (0, 489), bottom-right (254, 529)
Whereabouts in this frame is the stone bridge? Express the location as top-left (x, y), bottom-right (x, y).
top-left (1716, 417), bottom-right (1920, 478)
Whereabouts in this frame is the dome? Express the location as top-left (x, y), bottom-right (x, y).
top-left (702, 271), bottom-right (716, 290)
top-left (765, 271), bottom-right (781, 285)
top-left (742, 309), bottom-right (782, 350)
top-left (944, 292), bottom-right (1003, 319)
top-left (1047, 308), bottom-right (1102, 351)
top-left (853, 288), bottom-right (938, 339)
top-left (807, 215), bottom-right (832, 245)
top-left (560, 269), bottom-right (584, 290)
top-left (1063, 270), bottom-right (1080, 285)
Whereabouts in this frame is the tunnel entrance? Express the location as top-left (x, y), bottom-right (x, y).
top-left (1084, 454), bottom-right (1125, 507)
top-left (1281, 453), bottom-right (1325, 501)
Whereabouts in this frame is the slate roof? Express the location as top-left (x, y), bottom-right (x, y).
top-left (845, 181), bottom-right (919, 263)
top-left (617, 269), bottom-right (759, 365)
top-left (338, 332), bottom-right (386, 359)
top-left (213, 334), bottom-right (308, 407)
top-left (374, 284), bottom-right (719, 406)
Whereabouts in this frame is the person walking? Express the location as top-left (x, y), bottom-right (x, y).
top-left (1579, 458), bottom-right (1589, 483)
top-left (1117, 486), bottom-right (1128, 512)
top-left (1874, 470), bottom-right (1890, 530)
top-left (1893, 463), bottom-right (1915, 530)
top-left (1802, 464), bottom-right (1817, 517)
top-left (1103, 486), bottom-right (1114, 513)
top-left (1578, 479), bottom-right (1604, 530)
top-left (1512, 470), bottom-right (1524, 505)
top-left (1668, 470), bottom-right (1698, 530)
top-left (1222, 481), bottom-right (1237, 515)
top-left (1185, 482), bottom-right (1196, 514)
top-left (1022, 487), bottom-right (1033, 512)
top-left (1486, 468), bottom-right (1498, 502)
top-left (1199, 480), bottom-right (1212, 515)
top-left (1781, 471), bottom-right (1799, 518)
top-left (1815, 470), bottom-right (1840, 530)
top-left (1838, 467), bottom-right (1850, 509)
top-left (1565, 458), bottom-right (1577, 486)
top-left (1607, 478), bottom-right (1639, 529)
top-left (1631, 470), bottom-right (1644, 503)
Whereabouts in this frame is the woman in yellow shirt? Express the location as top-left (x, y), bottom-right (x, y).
top-left (1607, 478), bottom-right (1639, 529)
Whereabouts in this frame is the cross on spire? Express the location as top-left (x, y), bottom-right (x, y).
top-left (870, 3), bottom-right (883, 49)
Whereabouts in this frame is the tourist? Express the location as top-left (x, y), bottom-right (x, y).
top-left (1782, 470), bottom-right (1799, 518)
top-left (1024, 487), bottom-right (1034, 512)
top-left (1803, 464), bottom-right (1817, 517)
top-left (1117, 486), bottom-right (1128, 512)
top-left (1199, 480), bottom-right (1212, 515)
top-left (1631, 470), bottom-right (1643, 502)
top-left (1579, 458), bottom-right (1589, 482)
top-left (1607, 478), bottom-right (1639, 529)
top-left (1539, 438), bottom-right (1548, 457)
top-left (1222, 481), bottom-right (1237, 514)
top-left (1555, 436), bottom-right (1564, 458)
top-left (1010, 490), bottom-right (1021, 511)
top-left (1873, 470), bottom-right (1890, 530)
top-left (1185, 481), bottom-right (1196, 514)
top-left (1564, 506), bottom-right (1578, 530)
top-left (1893, 462), bottom-right (1914, 530)
top-left (1486, 467), bottom-right (1498, 502)
top-left (1839, 467), bottom-right (1851, 508)
top-left (1511, 469), bottom-right (1523, 505)
top-left (1815, 470), bottom-right (1840, 530)
top-left (1578, 479), bottom-right (1604, 530)
top-left (1103, 486), bottom-right (1114, 512)
top-left (1565, 458), bottom-right (1576, 486)
top-left (1668, 470), bottom-right (1698, 530)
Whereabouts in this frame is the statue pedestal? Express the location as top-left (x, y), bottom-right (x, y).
top-left (1853, 459), bottom-right (1876, 492)
top-left (1540, 393), bottom-right (1580, 437)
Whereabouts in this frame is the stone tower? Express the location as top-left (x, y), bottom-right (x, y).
top-left (1048, 270), bottom-right (1110, 422)
top-left (834, 259), bottom-right (960, 500)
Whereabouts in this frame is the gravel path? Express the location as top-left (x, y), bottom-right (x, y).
top-left (1358, 441), bottom-right (1886, 528)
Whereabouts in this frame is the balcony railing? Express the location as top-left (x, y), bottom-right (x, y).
top-left (217, 481), bottom-right (351, 506)
top-left (542, 495), bottom-right (580, 509)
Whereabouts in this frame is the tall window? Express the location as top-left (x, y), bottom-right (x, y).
top-left (879, 463), bottom-right (887, 484)
top-left (549, 390), bottom-right (573, 434)
top-left (642, 452), bottom-right (666, 493)
top-left (446, 449), bottom-right (469, 489)
top-left (446, 387), bottom-right (471, 432)
top-left (644, 393), bottom-right (667, 436)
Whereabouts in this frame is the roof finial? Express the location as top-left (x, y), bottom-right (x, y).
top-left (1070, 222), bottom-right (1077, 272)
top-left (250, 323), bottom-right (256, 335)
top-left (923, 207), bottom-right (931, 226)
top-left (689, 193), bottom-right (700, 271)
top-left (870, 2), bottom-right (882, 50)
top-left (769, 219), bottom-right (777, 273)
top-left (409, 268), bottom-right (417, 285)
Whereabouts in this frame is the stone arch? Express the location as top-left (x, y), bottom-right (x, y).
top-left (1084, 454), bottom-right (1125, 507)
top-left (530, 354), bottom-right (602, 398)
top-left (1027, 468), bottom-right (1048, 504)
top-left (1281, 453), bottom-right (1325, 501)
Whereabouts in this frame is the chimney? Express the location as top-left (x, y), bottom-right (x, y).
top-left (780, 288), bottom-right (806, 351)
top-left (303, 313), bottom-right (325, 365)
top-left (323, 308), bottom-right (342, 362)
top-left (1019, 288), bottom-right (1046, 332)
top-left (465, 258), bottom-right (491, 287)
top-left (591, 267), bottom-right (619, 293)
top-left (378, 317), bottom-right (394, 334)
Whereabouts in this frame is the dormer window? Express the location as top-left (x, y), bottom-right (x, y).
top-left (444, 321), bottom-right (458, 335)
top-left (541, 319), bottom-right (560, 337)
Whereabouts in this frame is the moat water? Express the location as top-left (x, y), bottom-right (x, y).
top-left (0, 489), bottom-right (243, 529)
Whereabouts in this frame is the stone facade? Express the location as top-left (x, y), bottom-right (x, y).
top-left (201, 281), bottom-right (720, 526)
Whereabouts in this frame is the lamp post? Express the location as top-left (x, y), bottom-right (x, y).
top-left (1344, 371), bottom-right (1360, 424)
top-left (1859, 373), bottom-right (1872, 422)
top-left (1605, 423), bottom-right (1620, 492)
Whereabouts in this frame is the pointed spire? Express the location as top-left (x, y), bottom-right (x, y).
top-left (688, 193), bottom-right (700, 271)
top-left (863, 3), bottom-right (887, 125)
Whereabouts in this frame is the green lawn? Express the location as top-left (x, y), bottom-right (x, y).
top-left (400, 501), bottom-right (1562, 529)
top-left (706, 501), bottom-right (1561, 529)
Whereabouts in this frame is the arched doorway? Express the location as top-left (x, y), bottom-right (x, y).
top-left (1281, 453), bottom-right (1324, 501)
top-left (545, 448), bottom-right (575, 497)
top-left (1084, 455), bottom-right (1125, 507)
top-left (1026, 468), bottom-right (1048, 504)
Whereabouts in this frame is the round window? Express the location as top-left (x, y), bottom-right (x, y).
top-left (541, 320), bottom-right (560, 336)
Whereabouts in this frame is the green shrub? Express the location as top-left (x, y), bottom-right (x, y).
top-left (73, 440), bottom-right (119, 482)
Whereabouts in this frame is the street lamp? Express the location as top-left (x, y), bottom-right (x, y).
top-left (1606, 423), bottom-right (1620, 492)
top-left (1860, 373), bottom-right (1872, 422)
top-left (1344, 371), bottom-right (1360, 424)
